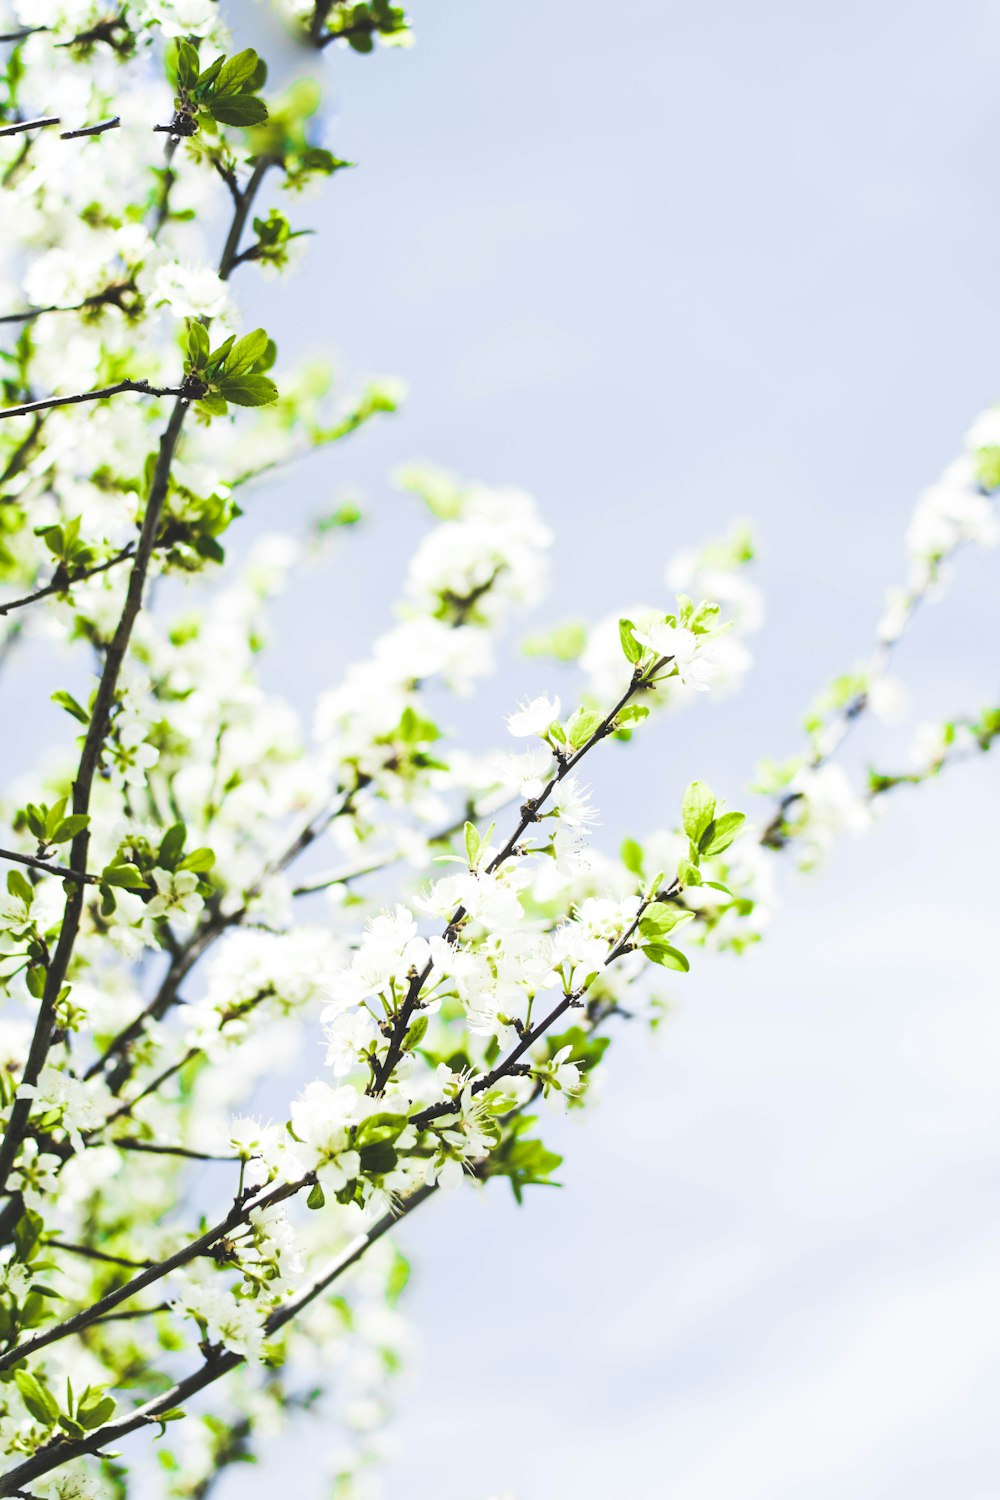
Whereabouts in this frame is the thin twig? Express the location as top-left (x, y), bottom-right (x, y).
top-left (59, 115), bottom-right (119, 139)
top-left (0, 379), bottom-right (184, 422)
top-left (0, 545), bottom-right (135, 616)
top-left (0, 116), bottom-right (59, 138)
top-left (45, 1239), bottom-right (154, 1271)
top-left (368, 656), bottom-right (670, 1097)
top-left (0, 848), bottom-right (100, 886)
top-left (0, 1185), bottom-right (436, 1497)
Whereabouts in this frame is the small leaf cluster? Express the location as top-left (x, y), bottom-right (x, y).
top-left (32, 516), bottom-right (97, 589)
top-left (19, 798), bottom-right (89, 858)
top-left (243, 209), bottom-right (313, 272)
top-left (185, 324), bottom-right (279, 419)
top-left (319, 2), bottom-right (413, 52)
top-left (679, 780), bottom-right (746, 886)
top-left (98, 821), bottom-right (214, 916)
top-left (171, 43), bottom-right (269, 134)
top-left (484, 1115), bottom-right (563, 1204)
top-left (0, 1211), bottom-right (61, 1358)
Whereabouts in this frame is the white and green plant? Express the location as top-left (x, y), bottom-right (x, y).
top-left (0, 3), bottom-right (996, 1496)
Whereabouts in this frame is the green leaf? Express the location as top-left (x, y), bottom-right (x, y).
top-left (355, 1112), bottom-right (408, 1147)
top-left (644, 943), bottom-right (690, 972)
top-left (223, 328), bottom-right (269, 378)
top-left (15, 1369), bottom-right (59, 1425)
top-left (682, 781), bottom-right (716, 844)
top-left (406, 1014), bottom-right (428, 1051)
top-left (197, 392), bottom-right (229, 418)
top-left (208, 95), bottom-right (269, 127)
top-left (358, 1140), bottom-right (397, 1176)
top-left (7, 869), bottom-right (33, 907)
top-left (207, 334), bottom-right (235, 367)
top-left (178, 847), bottom-right (215, 873)
top-left (186, 319), bottom-right (209, 367)
top-left (306, 1182), bottom-right (325, 1210)
top-left (638, 905), bottom-right (692, 937)
top-left (14, 1209), bottom-right (42, 1262)
top-left (699, 811), bottom-right (746, 857)
top-left (463, 820), bottom-right (480, 865)
top-left (216, 375), bottom-right (279, 407)
top-left (51, 690), bottom-right (89, 725)
top-left (620, 837), bottom-right (644, 875)
top-left (50, 815), bottom-right (89, 844)
top-left (76, 1392), bottom-right (115, 1430)
top-left (566, 708), bottom-right (602, 748)
top-left (158, 822), bottom-right (186, 871)
top-left (176, 38), bottom-right (200, 91)
top-left (213, 48), bottom-right (260, 97)
top-left (618, 617), bottom-right (643, 665)
top-left (25, 965), bottom-right (46, 999)
top-left (100, 863), bottom-right (146, 890)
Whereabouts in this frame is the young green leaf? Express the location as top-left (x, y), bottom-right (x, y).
top-left (699, 810), bottom-right (746, 856)
top-left (216, 375), bottom-right (279, 407)
top-left (643, 943), bottom-right (690, 972)
top-left (208, 96), bottom-right (268, 127)
top-left (223, 328), bottom-right (269, 377)
top-left (682, 781), bottom-right (716, 843)
top-left (619, 617), bottom-right (643, 664)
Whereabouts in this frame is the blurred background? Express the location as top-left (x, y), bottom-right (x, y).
top-left (10, 0), bottom-right (1000, 1494)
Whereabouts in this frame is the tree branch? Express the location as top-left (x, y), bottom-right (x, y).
top-left (0, 848), bottom-right (100, 886)
top-left (0, 379), bottom-right (185, 423)
top-left (0, 1186), bottom-right (436, 1497)
top-left (59, 115), bottom-right (119, 139)
top-left (368, 657), bottom-right (670, 1097)
top-left (0, 545), bottom-right (135, 616)
top-left (0, 1175), bottom-right (308, 1375)
top-left (0, 117), bottom-right (59, 139)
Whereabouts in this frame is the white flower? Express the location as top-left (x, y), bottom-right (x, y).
top-left (325, 1008), bottom-right (378, 1076)
top-left (506, 693), bottom-right (560, 738)
top-left (867, 675), bottom-right (909, 724)
top-left (537, 1044), bottom-right (581, 1109)
top-left (144, 0), bottom-right (226, 38)
top-left (149, 261), bottom-right (230, 320)
top-left (146, 868), bottom-right (204, 921)
top-left (633, 620), bottom-right (720, 692)
top-left (491, 747), bottom-right (552, 798)
top-left (177, 1284), bottom-right (267, 1360)
top-left (12, 1137), bottom-right (60, 1210)
top-left (17, 1066), bottom-right (107, 1150)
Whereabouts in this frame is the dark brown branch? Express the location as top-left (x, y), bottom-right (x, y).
top-left (0, 1186), bottom-right (436, 1497)
top-left (114, 1138), bottom-right (239, 1164)
top-left (0, 379), bottom-right (185, 422)
top-left (0, 116), bottom-right (59, 138)
top-left (0, 848), bottom-right (99, 886)
top-left (59, 115), bottom-right (119, 139)
top-left (45, 1239), bottom-right (154, 1271)
top-left (0, 1174), bottom-right (307, 1376)
top-left (0, 545), bottom-right (135, 615)
top-left (0, 68), bottom-right (274, 1214)
top-left (0, 396), bottom-right (186, 1202)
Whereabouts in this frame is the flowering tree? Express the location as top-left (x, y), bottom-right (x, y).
top-left (0, 3), bottom-right (996, 1497)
